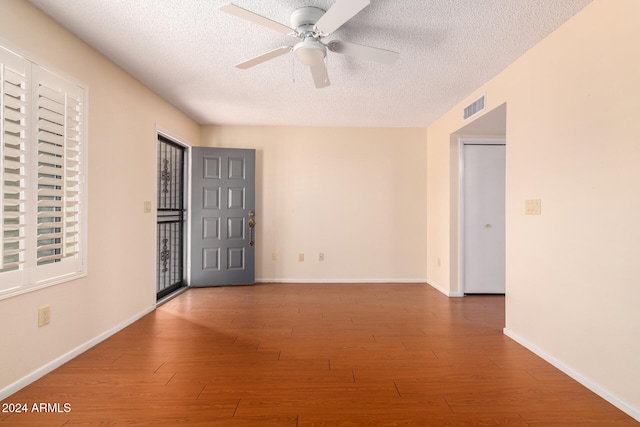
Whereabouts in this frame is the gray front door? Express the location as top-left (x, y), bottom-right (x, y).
top-left (190, 147), bottom-right (256, 286)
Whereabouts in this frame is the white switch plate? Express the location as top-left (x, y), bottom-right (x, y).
top-left (525, 199), bottom-right (541, 215)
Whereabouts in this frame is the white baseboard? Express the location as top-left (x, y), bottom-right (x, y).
top-left (503, 328), bottom-right (640, 422)
top-left (426, 280), bottom-right (464, 297)
top-left (253, 279), bottom-right (466, 297)
top-left (0, 306), bottom-right (155, 401)
top-left (256, 278), bottom-right (428, 284)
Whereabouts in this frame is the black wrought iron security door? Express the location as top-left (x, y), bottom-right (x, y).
top-left (156, 136), bottom-right (186, 300)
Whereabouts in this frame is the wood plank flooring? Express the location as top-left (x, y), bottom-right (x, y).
top-left (1, 283), bottom-right (637, 426)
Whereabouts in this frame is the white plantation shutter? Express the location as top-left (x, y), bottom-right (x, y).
top-left (0, 47), bottom-right (29, 292)
top-left (63, 94), bottom-right (82, 259)
top-left (37, 83), bottom-right (65, 265)
top-left (36, 73), bottom-right (84, 265)
top-left (0, 44), bottom-right (87, 299)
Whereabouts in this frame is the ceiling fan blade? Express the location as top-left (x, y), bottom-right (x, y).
top-left (235, 46), bottom-right (291, 69)
top-left (220, 3), bottom-right (294, 35)
top-left (314, 0), bottom-right (370, 35)
top-left (309, 61), bottom-right (330, 88)
top-left (327, 40), bottom-right (399, 65)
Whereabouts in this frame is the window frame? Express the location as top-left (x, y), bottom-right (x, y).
top-left (0, 42), bottom-right (88, 300)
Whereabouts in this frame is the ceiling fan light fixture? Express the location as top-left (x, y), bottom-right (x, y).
top-left (293, 39), bottom-right (326, 67)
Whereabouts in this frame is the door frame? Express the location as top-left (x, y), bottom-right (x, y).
top-left (458, 137), bottom-right (506, 295)
top-left (155, 129), bottom-right (191, 303)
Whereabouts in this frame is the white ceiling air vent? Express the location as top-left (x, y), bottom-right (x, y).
top-left (463, 94), bottom-right (485, 120)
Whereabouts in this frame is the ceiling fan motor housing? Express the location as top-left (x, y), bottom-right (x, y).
top-left (290, 6), bottom-right (325, 32)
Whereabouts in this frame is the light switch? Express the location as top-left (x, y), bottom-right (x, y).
top-left (525, 199), bottom-right (541, 215)
top-left (144, 201), bottom-right (152, 213)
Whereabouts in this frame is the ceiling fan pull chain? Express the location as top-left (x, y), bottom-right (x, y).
top-left (292, 53), bottom-right (296, 84)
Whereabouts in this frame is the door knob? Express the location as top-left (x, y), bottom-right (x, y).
top-left (485, 224), bottom-right (492, 228)
top-left (248, 212), bottom-right (255, 246)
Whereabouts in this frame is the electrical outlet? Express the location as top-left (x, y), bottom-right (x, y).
top-left (272, 252), bottom-right (278, 261)
top-left (38, 306), bottom-right (51, 327)
top-left (298, 253), bottom-right (304, 262)
top-left (319, 252), bottom-right (325, 261)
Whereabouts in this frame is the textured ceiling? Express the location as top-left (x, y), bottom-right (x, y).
top-left (28, 0), bottom-right (591, 128)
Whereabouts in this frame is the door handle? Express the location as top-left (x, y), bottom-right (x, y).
top-left (248, 211), bottom-right (255, 246)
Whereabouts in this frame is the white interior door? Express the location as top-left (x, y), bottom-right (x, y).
top-left (462, 140), bottom-right (506, 294)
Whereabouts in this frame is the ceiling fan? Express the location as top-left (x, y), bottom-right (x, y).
top-left (219, 0), bottom-right (400, 88)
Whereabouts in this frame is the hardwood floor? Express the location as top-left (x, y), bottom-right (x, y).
top-left (1, 283), bottom-right (636, 426)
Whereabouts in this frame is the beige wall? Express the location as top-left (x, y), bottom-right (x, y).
top-left (201, 125), bottom-right (428, 282)
top-left (426, 0), bottom-right (640, 416)
top-left (0, 0), bottom-right (199, 395)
